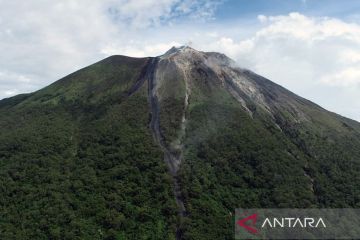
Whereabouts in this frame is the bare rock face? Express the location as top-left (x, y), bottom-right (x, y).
top-left (156, 46), bottom-right (303, 128)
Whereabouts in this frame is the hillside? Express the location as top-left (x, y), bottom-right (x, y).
top-left (0, 46), bottom-right (360, 239)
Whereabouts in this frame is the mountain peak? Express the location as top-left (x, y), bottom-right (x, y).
top-left (161, 45), bottom-right (237, 69)
top-left (162, 45), bottom-right (199, 57)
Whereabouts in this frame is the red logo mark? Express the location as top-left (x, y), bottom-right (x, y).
top-left (237, 213), bottom-right (259, 235)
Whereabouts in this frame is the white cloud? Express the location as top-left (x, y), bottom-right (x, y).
top-left (321, 68), bottom-right (360, 87)
top-left (0, 70), bottom-right (36, 98)
top-left (257, 15), bottom-right (268, 23)
top-left (108, 0), bottom-right (222, 27)
top-left (218, 13), bottom-right (360, 88)
top-left (100, 41), bottom-right (182, 57)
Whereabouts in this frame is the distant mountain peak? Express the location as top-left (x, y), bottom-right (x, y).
top-left (161, 45), bottom-right (201, 59)
top-left (161, 46), bottom-right (237, 70)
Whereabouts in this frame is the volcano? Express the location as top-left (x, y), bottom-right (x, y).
top-left (1, 46), bottom-right (359, 239)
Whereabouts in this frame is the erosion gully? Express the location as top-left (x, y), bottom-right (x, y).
top-left (146, 57), bottom-right (186, 239)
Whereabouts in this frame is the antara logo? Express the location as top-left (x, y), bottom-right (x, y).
top-left (237, 213), bottom-right (326, 235)
top-left (237, 213), bottom-right (259, 234)
top-left (261, 217), bottom-right (326, 228)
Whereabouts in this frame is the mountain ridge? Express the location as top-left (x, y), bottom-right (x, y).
top-left (3, 46), bottom-right (359, 126)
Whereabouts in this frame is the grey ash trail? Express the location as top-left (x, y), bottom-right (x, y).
top-left (146, 57), bottom-right (186, 238)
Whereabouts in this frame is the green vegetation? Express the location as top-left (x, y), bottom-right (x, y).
top-left (178, 80), bottom-right (315, 239)
top-left (175, 66), bottom-right (360, 239)
top-left (157, 62), bottom-right (187, 148)
top-left (0, 57), bottom-right (177, 239)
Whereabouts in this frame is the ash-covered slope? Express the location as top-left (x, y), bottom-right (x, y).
top-left (0, 46), bottom-right (360, 240)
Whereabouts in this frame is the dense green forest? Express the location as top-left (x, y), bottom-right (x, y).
top-left (0, 57), bottom-right (178, 239)
top-left (175, 69), bottom-right (360, 239)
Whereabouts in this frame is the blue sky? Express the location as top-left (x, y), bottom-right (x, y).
top-left (216, 0), bottom-right (360, 20)
top-left (1, 0), bottom-right (360, 120)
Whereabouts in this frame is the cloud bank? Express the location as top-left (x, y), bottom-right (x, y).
top-left (0, 0), bottom-right (219, 97)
